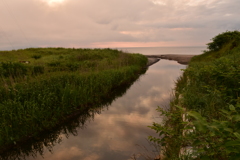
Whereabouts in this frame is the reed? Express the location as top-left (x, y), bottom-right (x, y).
top-left (0, 48), bottom-right (148, 148)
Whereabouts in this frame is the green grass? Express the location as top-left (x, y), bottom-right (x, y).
top-left (149, 31), bottom-right (240, 159)
top-left (0, 47), bottom-right (148, 150)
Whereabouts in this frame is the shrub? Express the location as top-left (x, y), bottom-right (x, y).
top-left (207, 30), bottom-right (240, 52)
top-left (186, 104), bottom-right (240, 159)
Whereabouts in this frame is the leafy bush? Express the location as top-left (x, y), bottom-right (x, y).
top-left (186, 104), bottom-right (240, 159)
top-left (207, 30), bottom-right (240, 52)
top-left (148, 106), bottom-right (184, 159)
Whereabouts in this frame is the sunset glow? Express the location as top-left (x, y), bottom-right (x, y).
top-left (89, 41), bottom-right (198, 48)
top-left (41, 0), bottom-right (66, 6)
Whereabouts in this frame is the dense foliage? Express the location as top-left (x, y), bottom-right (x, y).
top-left (149, 31), bottom-right (240, 159)
top-left (0, 48), bottom-right (147, 150)
top-left (207, 30), bottom-right (240, 52)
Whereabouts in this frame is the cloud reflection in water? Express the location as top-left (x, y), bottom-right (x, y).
top-left (23, 60), bottom-right (186, 160)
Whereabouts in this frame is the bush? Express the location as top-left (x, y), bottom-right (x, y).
top-left (186, 104), bottom-right (240, 159)
top-left (207, 30), bottom-right (240, 52)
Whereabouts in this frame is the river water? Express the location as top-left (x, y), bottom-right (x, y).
top-left (3, 47), bottom-right (205, 160)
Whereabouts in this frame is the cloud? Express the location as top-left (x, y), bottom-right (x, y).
top-left (149, 0), bottom-right (166, 5)
top-left (0, 0), bottom-right (239, 49)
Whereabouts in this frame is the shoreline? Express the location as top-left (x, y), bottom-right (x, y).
top-left (146, 54), bottom-right (195, 65)
top-left (146, 57), bottom-right (160, 66)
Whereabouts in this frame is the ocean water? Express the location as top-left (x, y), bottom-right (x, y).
top-left (118, 46), bottom-right (206, 55)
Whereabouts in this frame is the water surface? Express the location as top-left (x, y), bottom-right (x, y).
top-left (5, 47), bottom-right (204, 160)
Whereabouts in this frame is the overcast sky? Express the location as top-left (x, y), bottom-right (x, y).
top-left (0, 0), bottom-right (240, 50)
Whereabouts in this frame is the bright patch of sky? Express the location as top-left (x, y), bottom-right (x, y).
top-left (150, 0), bottom-right (166, 5)
top-left (41, 0), bottom-right (66, 6)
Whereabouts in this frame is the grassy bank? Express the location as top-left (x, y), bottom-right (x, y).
top-left (149, 31), bottom-right (240, 159)
top-left (0, 48), bottom-right (147, 149)
top-left (0, 69), bottom-right (141, 160)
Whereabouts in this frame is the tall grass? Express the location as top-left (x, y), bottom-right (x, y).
top-left (0, 48), bottom-right (148, 150)
top-left (0, 68), bottom-right (142, 159)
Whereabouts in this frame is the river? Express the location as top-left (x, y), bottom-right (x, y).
top-left (2, 47), bottom-right (205, 160)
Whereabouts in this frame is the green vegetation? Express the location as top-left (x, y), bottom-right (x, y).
top-left (149, 31), bottom-right (240, 159)
top-left (0, 48), bottom-right (147, 150)
top-left (0, 72), bottom-right (138, 160)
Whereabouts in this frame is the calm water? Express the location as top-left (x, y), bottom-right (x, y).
top-left (3, 47), bottom-right (205, 160)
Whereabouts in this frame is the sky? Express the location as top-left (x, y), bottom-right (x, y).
top-left (0, 0), bottom-right (240, 50)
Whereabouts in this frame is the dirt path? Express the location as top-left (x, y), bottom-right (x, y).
top-left (146, 54), bottom-right (195, 65)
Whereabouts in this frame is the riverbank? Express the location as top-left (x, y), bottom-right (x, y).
top-left (149, 31), bottom-right (240, 159)
top-left (146, 57), bottom-right (160, 66)
top-left (146, 54), bottom-right (195, 65)
top-left (0, 48), bottom-right (148, 150)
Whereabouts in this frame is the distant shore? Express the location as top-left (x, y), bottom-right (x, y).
top-left (146, 54), bottom-right (195, 65)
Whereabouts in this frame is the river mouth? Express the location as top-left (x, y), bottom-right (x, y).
top-left (1, 47), bottom-right (204, 160)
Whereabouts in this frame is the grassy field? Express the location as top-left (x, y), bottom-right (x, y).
top-left (0, 48), bottom-right (148, 150)
top-left (149, 31), bottom-right (240, 159)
